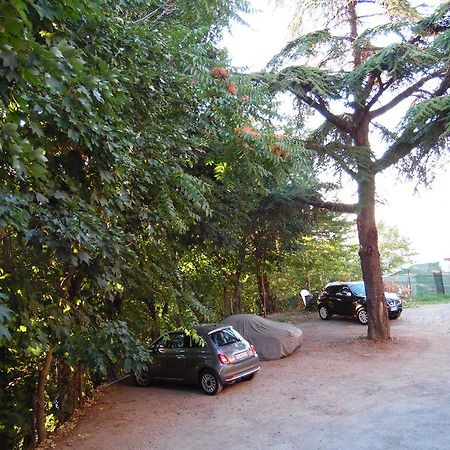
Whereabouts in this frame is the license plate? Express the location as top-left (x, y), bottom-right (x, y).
top-left (390, 306), bottom-right (398, 311)
top-left (234, 351), bottom-right (248, 361)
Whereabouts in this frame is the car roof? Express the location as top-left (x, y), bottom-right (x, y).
top-left (325, 281), bottom-right (364, 287)
top-left (195, 324), bottom-right (233, 336)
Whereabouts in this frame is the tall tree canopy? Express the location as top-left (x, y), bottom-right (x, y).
top-left (267, 0), bottom-right (450, 339)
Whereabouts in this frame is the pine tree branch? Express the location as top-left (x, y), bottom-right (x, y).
top-left (360, 71), bottom-right (378, 105)
top-left (434, 67), bottom-right (450, 96)
top-left (368, 71), bottom-right (443, 119)
top-left (375, 118), bottom-right (447, 172)
top-left (305, 142), bottom-right (358, 179)
top-left (293, 197), bottom-right (358, 214)
top-left (365, 75), bottom-right (395, 111)
top-left (375, 69), bottom-right (450, 172)
top-left (289, 86), bottom-right (354, 134)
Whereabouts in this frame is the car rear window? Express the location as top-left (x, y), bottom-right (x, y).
top-left (209, 328), bottom-right (241, 347)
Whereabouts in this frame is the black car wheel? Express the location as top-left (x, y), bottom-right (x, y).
top-left (200, 370), bottom-right (223, 395)
top-left (389, 311), bottom-right (402, 320)
top-left (356, 308), bottom-right (369, 325)
top-left (318, 304), bottom-right (332, 320)
top-left (134, 369), bottom-right (151, 387)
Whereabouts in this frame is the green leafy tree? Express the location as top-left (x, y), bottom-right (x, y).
top-left (181, 140), bottom-right (317, 317)
top-left (377, 221), bottom-right (416, 274)
top-left (1, 0), bottom-right (288, 446)
top-left (270, 212), bottom-right (361, 301)
top-left (266, 0), bottom-right (450, 339)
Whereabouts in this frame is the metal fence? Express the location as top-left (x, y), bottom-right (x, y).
top-left (385, 271), bottom-right (450, 296)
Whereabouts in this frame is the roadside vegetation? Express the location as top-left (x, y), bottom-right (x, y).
top-left (407, 294), bottom-right (450, 307)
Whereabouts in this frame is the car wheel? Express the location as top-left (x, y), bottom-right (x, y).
top-left (356, 308), bottom-right (369, 325)
top-left (200, 370), bottom-right (223, 395)
top-left (242, 373), bottom-right (255, 382)
top-left (390, 311), bottom-right (401, 320)
top-left (134, 369), bottom-right (151, 387)
top-left (318, 304), bottom-right (332, 320)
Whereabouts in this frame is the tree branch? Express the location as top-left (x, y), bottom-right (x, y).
top-left (434, 67), bottom-right (450, 96)
top-left (305, 141), bottom-right (359, 179)
top-left (359, 71), bottom-right (378, 105)
top-left (365, 75), bottom-right (395, 111)
top-left (369, 72), bottom-right (442, 119)
top-left (292, 196), bottom-right (358, 214)
top-left (375, 118), bottom-right (447, 172)
top-left (133, 0), bottom-right (176, 23)
top-left (375, 69), bottom-right (450, 172)
top-left (289, 86), bottom-right (354, 134)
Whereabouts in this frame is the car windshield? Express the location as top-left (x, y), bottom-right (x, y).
top-left (349, 283), bottom-right (366, 297)
top-left (209, 328), bottom-right (240, 347)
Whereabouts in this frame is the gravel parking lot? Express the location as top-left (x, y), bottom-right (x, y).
top-left (51, 303), bottom-right (450, 450)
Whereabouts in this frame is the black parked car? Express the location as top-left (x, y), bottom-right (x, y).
top-left (318, 281), bottom-right (403, 325)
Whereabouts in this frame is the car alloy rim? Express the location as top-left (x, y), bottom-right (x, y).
top-left (319, 306), bottom-right (327, 318)
top-left (359, 310), bottom-right (368, 323)
top-left (202, 373), bottom-right (216, 393)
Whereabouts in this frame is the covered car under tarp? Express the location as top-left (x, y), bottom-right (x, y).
top-left (219, 314), bottom-right (303, 361)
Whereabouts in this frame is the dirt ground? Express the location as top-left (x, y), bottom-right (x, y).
top-left (51, 303), bottom-right (450, 450)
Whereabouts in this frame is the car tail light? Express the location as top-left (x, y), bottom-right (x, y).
top-left (250, 345), bottom-right (257, 355)
top-left (218, 353), bottom-right (230, 364)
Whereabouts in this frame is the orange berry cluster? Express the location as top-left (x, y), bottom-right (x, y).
top-left (235, 125), bottom-right (261, 139)
top-left (210, 66), bottom-right (229, 79)
top-left (210, 66), bottom-right (246, 98)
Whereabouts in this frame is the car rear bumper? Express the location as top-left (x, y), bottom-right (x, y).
top-left (224, 365), bottom-right (260, 383)
top-left (217, 356), bottom-right (260, 384)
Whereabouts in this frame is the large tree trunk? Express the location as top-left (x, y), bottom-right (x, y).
top-left (357, 175), bottom-right (390, 340)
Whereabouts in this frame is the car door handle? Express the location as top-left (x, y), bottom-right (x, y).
top-left (176, 355), bottom-right (186, 359)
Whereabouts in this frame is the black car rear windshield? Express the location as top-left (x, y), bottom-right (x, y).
top-left (209, 328), bottom-right (240, 347)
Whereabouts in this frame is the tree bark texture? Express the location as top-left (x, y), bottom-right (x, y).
top-left (357, 175), bottom-right (390, 340)
top-left (231, 270), bottom-right (242, 314)
top-left (348, 0), bottom-right (362, 67)
top-left (257, 270), bottom-right (275, 315)
top-left (57, 360), bottom-right (72, 423)
top-left (256, 275), bottom-right (266, 317)
top-left (36, 348), bottom-right (53, 444)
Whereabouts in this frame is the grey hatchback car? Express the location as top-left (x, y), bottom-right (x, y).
top-left (134, 325), bottom-right (260, 395)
